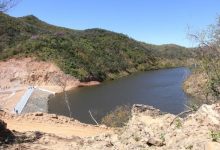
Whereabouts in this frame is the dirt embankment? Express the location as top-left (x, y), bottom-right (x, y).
top-left (1, 104), bottom-right (220, 150)
top-left (0, 58), bottom-right (99, 112)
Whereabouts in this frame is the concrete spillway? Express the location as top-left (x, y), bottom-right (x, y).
top-left (13, 86), bottom-right (55, 114)
top-left (13, 87), bottom-right (35, 114)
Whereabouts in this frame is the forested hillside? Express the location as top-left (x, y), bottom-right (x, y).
top-left (0, 13), bottom-right (193, 81)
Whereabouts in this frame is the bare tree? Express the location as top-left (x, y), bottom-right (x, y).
top-left (52, 72), bottom-right (73, 117)
top-left (0, 0), bottom-right (19, 12)
top-left (188, 16), bottom-right (220, 102)
top-left (88, 110), bottom-right (99, 125)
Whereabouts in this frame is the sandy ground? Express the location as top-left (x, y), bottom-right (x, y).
top-left (5, 119), bottom-right (110, 138)
top-left (1, 112), bottom-right (112, 138)
top-left (0, 88), bottom-right (26, 112)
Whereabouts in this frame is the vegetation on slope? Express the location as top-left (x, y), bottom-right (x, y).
top-left (0, 13), bottom-right (192, 81)
top-left (143, 43), bottom-right (197, 68)
top-left (183, 16), bottom-right (220, 103)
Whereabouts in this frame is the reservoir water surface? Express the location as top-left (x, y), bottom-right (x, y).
top-left (48, 67), bottom-right (190, 124)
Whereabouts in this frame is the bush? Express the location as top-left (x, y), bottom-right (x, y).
top-left (210, 130), bottom-right (220, 142)
top-left (101, 105), bottom-right (131, 127)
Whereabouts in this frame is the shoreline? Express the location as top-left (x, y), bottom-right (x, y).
top-left (14, 68), bottom-right (190, 116)
top-left (0, 57), bottom-right (189, 115)
top-left (0, 81), bottom-right (100, 114)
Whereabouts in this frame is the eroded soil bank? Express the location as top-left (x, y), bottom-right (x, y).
top-left (0, 58), bottom-right (99, 113)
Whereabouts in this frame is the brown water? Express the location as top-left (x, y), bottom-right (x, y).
top-left (48, 67), bottom-right (190, 124)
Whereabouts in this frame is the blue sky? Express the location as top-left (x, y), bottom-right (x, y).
top-left (7, 0), bottom-right (220, 47)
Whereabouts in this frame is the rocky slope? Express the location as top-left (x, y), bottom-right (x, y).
top-left (1, 104), bottom-right (220, 150)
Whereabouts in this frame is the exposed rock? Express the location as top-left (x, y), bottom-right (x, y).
top-left (147, 138), bottom-right (164, 146)
top-left (132, 104), bottom-right (161, 116)
top-left (51, 114), bottom-right (58, 119)
top-left (35, 112), bottom-right (43, 116)
top-left (195, 104), bottom-right (220, 125)
top-left (2, 103), bottom-right (220, 150)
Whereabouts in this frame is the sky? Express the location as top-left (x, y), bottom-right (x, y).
top-left (7, 0), bottom-right (220, 47)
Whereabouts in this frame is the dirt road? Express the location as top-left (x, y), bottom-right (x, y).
top-left (1, 112), bottom-right (112, 138)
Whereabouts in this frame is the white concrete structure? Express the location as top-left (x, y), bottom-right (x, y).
top-left (13, 86), bottom-right (35, 114)
top-left (12, 86), bottom-right (55, 114)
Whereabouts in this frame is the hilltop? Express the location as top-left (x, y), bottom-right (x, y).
top-left (0, 13), bottom-right (193, 82)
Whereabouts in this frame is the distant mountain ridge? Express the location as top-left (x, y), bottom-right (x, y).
top-left (0, 13), bottom-right (193, 81)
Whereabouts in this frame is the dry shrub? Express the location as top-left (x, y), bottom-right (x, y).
top-left (101, 105), bottom-right (131, 127)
